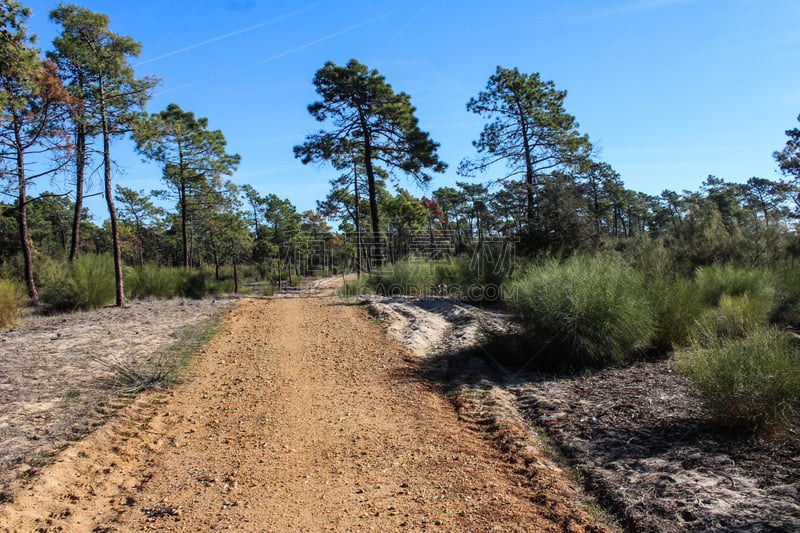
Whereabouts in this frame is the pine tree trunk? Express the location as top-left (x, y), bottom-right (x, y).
top-left (360, 112), bottom-right (384, 267)
top-left (209, 230), bottom-right (220, 280)
top-left (180, 180), bottom-right (190, 269)
top-left (69, 121), bottom-right (86, 262)
top-left (352, 167), bottom-right (362, 276)
top-left (15, 124), bottom-right (39, 305)
top-left (233, 256), bottom-right (239, 294)
top-left (518, 104), bottom-right (537, 237)
top-left (100, 82), bottom-right (125, 307)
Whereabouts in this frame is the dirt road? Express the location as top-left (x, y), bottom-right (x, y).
top-left (0, 295), bottom-right (607, 532)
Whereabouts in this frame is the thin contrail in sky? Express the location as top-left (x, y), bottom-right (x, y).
top-left (137, 2), bottom-right (322, 66)
top-left (257, 14), bottom-right (392, 66)
top-left (155, 13), bottom-right (390, 96)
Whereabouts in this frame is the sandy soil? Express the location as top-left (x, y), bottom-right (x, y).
top-left (0, 291), bottom-right (609, 532)
top-left (364, 295), bottom-right (800, 533)
top-left (510, 361), bottom-right (800, 532)
top-left (0, 298), bottom-right (232, 500)
top-left (4, 286), bottom-right (798, 532)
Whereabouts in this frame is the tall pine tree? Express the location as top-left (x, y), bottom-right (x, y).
top-left (295, 59), bottom-right (446, 267)
top-left (133, 103), bottom-right (240, 269)
top-left (49, 4), bottom-right (158, 306)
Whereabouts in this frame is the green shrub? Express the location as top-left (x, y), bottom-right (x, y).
top-left (0, 254), bottom-right (65, 293)
top-left (237, 285), bottom-right (252, 295)
top-left (70, 254), bottom-right (117, 309)
top-left (210, 277), bottom-right (236, 295)
top-left (353, 253), bottom-right (513, 302)
top-left (234, 263), bottom-right (263, 283)
top-left (249, 281), bottom-right (275, 296)
top-left (339, 276), bottom-right (372, 297)
top-left (692, 293), bottom-right (773, 346)
top-left (447, 252), bottom-right (512, 303)
top-left (41, 254), bottom-right (116, 311)
top-left (0, 279), bottom-right (26, 328)
top-left (370, 257), bottom-right (442, 297)
top-left (272, 271), bottom-right (302, 287)
top-left (676, 327), bottom-right (800, 432)
top-left (185, 271), bottom-right (210, 299)
top-left (38, 265), bottom-right (72, 310)
top-left (647, 275), bottom-right (705, 352)
top-left (502, 255), bottom-right (655, 371)
top-left (694, 264), bottom-right (774, 307)
top-left (617, 235), bottom-right (674, 278)
top-left (771, 262), bottom-right (800, 328)
top-left (126, 264), bottom-right (188, 299)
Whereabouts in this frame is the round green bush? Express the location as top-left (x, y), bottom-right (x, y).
top-left (694, 264), bottom-right (774, 307)
top-left (503, 255), bottom-right (655, 371)
top-left (676, 327), bottom-right (800, 432)
top-left (126, 264), bottom-right (188, 299)
top-left (646, 274), bottom-right (705, 352)
top-left (40, 254), bottom-right (115, 311)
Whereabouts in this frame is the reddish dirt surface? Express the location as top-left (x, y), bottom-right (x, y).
top-left (0, 294), bottom-right (610, 532)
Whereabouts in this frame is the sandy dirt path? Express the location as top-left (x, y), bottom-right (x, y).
top-left (0, 296), bottom-right (604, 532)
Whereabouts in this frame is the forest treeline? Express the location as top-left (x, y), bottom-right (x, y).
top-left (0, 1), bottom-right (800, 296)
top-left (2, 1), bottom-right (799, 305)
top-left (3, 1), bottom-right (800, 432)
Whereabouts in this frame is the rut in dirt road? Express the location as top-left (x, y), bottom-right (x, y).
top-left (0, 296), bottom-right (607, 532)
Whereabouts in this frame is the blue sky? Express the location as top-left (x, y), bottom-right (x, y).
top-left (21, 0), bottom-right (800, 220)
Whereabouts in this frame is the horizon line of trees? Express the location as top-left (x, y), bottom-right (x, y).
top-left (3, 1), bottom-right (800, 309)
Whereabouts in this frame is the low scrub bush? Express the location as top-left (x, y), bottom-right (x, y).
top-left (676, 327), bottom-right (800, 432)
top-left (338, 275), bottom-right (372, 297)
top-left (41, 254), bottom-right (116, 311)
top-left (647, 275), bottom-right (705, 352)
top-left (0, 278), bottom-right (26, 328)
top-left (770, 262), bottom-right (800, 328)
top-left (447, 253), bottom-right (512, 303)
top-left (502, 255), bottom-right (655, 371)
top-left (368, 254), bottom-right (509, 301)
top-left (67, 254), bottom-right (117, 309)
top-left (692, 293), bottom-right (773, 346)
top-left (346, 251), bottom-right (514, 302)
top-left (370, 257), bottom-right (445, 297)
top-left (694, 264), bottom-right (774, 307)
top-left (185, 271), bottom-right (212, 299)
top-left (184, 270), bottom-right (243, 298)
top-left (126, 264), bottom-right (188, 299)
top-left (248, 281), bottom-right (274, 296)
top-left (210, 277), bottom-right (236, 295)
top-left (235, 284), bottom-right (252, 295)
top-left (234, 263), bottom-right (262, 282)
top-left (272, 271), bottom-right (302, 287)
top-left (617, 234), bottom-right (674, 277)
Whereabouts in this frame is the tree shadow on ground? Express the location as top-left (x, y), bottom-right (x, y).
top-left (397, 340), bottom-right (800, 533)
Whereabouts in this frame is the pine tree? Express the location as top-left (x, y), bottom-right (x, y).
top-left (1, 1), bottom-right (73, 303)
top-left (295, 59), bottom-right (446, 267)
top-left (49, 3), bottom-right (158, 306)
top-left (133, 103), bottom-right (240, 268)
